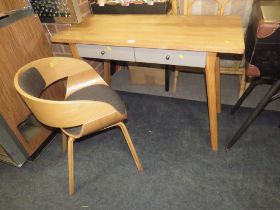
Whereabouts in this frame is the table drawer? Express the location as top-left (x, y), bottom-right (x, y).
top-left (76, 44), bottom-right (135, 62)
top-left (135, 48), bottom-right (206, 67)
top-left (171, 51), bottom-right (206, 67)
top-left (134, 48), bottom-right (173, 65)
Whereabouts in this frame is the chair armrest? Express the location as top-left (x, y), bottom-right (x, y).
top-left (24, 97), bottom-right (121, 128)
top-left (21, 57), bottom-right (98, 87)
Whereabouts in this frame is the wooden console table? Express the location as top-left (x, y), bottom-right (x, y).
top-left (52, 15), bottom-right (244, 150)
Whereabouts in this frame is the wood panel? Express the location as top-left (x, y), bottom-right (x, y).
top-left (0, 145), bottom-right (14, 165)
top-left (0, 14), bottom-right (64, 155)
top-left (0, 0), bottom-right (29, 13)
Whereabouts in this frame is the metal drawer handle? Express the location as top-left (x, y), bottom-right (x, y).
top-left (101, 50), bottom-right (105, 55)
top-left (165, 55), bottom-right (170, 60)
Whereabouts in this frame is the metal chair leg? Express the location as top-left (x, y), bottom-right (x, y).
top-left (231, 78), bottom-right (262, 114)
top-left (270, 92), bottom-right (280, 102)
top-left (226, 80), bottom-right (280, 150)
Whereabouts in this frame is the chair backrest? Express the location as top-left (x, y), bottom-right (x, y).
top-left (172, 0), bottom-right (254, 31)
top-left (245, 0), bottom-right (280, 79)
top-left (18, 67), bottom-right (46, 97)
top-left (171, 0), bottom-right (254, 68)
top-left (18, 57), bottom-right (96, 86)
top-left (14, 57), bottom-right (109, 128)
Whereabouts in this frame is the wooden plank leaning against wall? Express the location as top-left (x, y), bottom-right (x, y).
top-left (0, 0), bottom-right (65, 156)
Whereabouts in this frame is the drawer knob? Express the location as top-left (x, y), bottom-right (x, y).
top-left (101, 51), bottom-right (105, 55)
top-left (165, 55), bottom-right (170, 60)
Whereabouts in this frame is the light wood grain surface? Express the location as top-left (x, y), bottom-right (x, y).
top-left (0, 0), bottom-right (28, 12)
top-left (205, 52), bottom-right (218, 150)
top-left (0, 15), bottom-right (62, 155)
top-left (52, 15), bottom-right (244, 54)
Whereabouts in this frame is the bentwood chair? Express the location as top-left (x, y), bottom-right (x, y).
top-left (14, 57), bottom-right (143, 195)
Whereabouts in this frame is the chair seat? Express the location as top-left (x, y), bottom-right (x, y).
top-left (64, 84), bottom-right (126, 136)
top-left (66, 84), bottom-right (126, 114)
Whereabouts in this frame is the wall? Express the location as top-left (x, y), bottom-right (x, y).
top-left (41, 0), bottom-right (103, 74)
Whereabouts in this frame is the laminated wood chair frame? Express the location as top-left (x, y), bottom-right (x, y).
top-left (171, 0), bottom-right (246, 96)
top-left (14, 57), bottom-right (143, 195)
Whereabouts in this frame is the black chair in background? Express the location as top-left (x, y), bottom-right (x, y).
top-left (225, 0), bottom-right (280, 150)
top-left (225, 77), bottom-right (280, 150)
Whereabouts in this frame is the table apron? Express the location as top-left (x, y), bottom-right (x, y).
top-left (76, 44), bottom-right (207, 67)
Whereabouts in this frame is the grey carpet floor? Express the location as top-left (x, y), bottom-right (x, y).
top-left (0, 92), bottom-right (279, 210)
top-left (112, 70), bottom-right (280, 111)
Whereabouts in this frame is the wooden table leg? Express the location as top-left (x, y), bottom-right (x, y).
top-left (69, 44), bottom-right (111, 85)
top-left (103, 60), bottom-right (111, 85)
top-left (165, 65), bottom-right (170, 91)
top-left (110, 60), bottom-right (117, 75)
top-left (205, 52), bottom-right (218, 151)
top-left (215, 57), bottom-right (221, 113)
top-left (69, 43), bottom-right (80, 59)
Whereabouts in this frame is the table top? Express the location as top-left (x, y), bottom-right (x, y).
top-left (51, 15), bottom-right (244, 54)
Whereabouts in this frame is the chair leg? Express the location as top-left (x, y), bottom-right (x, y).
top-left (68, 136), bottom-right (75, 195)
top-left (61, 132), bottom-right (68, 153)
top-left (117, 122), bottom-right (143, 171)
top-left (226, 80), bottom-right (280, 150)
top-left (271, 92), bottom-right (280, 101)
top-left (173, 68), bottom-right (179, 92)
top-left (239, 70), bottom-right (246, 97)
top-left (231, 78), bottom-right (260, 114)
top-left (165, 65), bottom-right (170, 91)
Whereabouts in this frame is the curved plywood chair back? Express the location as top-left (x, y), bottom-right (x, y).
top-left (177, 0), bottom-right (253, 28)
top-left (18, 57), bottom-right (94, 86)
top-left (14, 57), bottom-right (142, 196)
top-left (14, 57), bottom-right (106, 128)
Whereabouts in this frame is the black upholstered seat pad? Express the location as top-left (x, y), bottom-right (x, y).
top-left (64, 85), bottom-right (126, 136)
top-left (19, 67), bottom-right (46, 97)
top-left (66, 84), bottom-right (126, 115)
